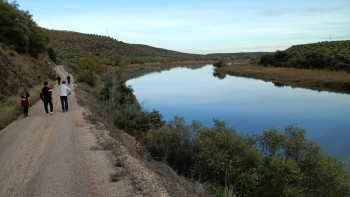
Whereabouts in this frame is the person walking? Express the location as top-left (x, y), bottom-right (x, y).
top-left (67, 74), bottom-right (71, 85)
top-left (59, 81), bottom-right (71, 112)
top-left (20, 87), bottom-right (30, 118)
top-left (56, 75), bottom-right (61, 85)
top-left (40, 82), bottom-right (54, 116)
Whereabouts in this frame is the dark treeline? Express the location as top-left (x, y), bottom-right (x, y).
top-left (259, 41), bottom-right (350, 72)
top-left (98, 77), bottom-right (350, 197)
top-left (0, 0), bottom-right (55, 59)
top-left (0, 0), bottom-right (57, 97)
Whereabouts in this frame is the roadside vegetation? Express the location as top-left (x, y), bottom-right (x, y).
top-left (92, 73), bottom-right (349, 196)
top-left (0, 0), bottom-right (56, 129)
top-left (0, 84), bottom-right (46, 129)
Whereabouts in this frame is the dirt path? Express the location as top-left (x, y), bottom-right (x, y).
top-left (0, 66), bottom-right (140, 196)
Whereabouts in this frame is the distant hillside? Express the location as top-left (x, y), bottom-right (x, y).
top-left (131, 44), bottom-right (207, 61)
top-left (207, 52), bottom-right (273, 59)
top-left (43, 29), bottom-right (208, 65)
top-left (259, 41), bottom-right (350, 72)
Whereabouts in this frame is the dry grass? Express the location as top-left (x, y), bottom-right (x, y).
top-left (0, 96), bottom-right (21, 130)
top-left (220, 65), bottom-right (350, 94)
top-left (0, 84), bottom-right (50, 130)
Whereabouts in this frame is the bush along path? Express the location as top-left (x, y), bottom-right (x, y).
top-left (98, 78), bottom-right (350, 196)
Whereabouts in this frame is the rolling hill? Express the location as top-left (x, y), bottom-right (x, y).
top-left (43, 29), bottom-right (209, 65)
top-left (259, 40), bottom-right (350, 72)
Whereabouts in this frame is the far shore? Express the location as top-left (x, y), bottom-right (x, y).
top-left (113, 61), bottom-right (350, 94)
top-left (217, 64), bottom-right (350, 94)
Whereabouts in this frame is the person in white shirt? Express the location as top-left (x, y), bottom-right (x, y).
top-left (59, 81), bottom-right (72, 112)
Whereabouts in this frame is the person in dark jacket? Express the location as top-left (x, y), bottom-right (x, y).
top-left (67, 74), bottom-right (71, 85)
top-left (56, 75), bottom-right (61, 85)
top-left (20, 87), bottom-right (30, 118)
top-left (40, 82), bottom-right (54, 116)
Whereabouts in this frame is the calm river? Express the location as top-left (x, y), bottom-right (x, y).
top-left (126, 65), bottom-right (350, 162)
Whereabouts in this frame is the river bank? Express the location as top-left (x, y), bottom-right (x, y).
top-left (118, 63), bottom-right (350, 196)
top-left (217, 64), bottom-right (350, 94)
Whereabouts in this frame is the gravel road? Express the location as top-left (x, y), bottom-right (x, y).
top-left (0, 66), bottom-right (137, 196)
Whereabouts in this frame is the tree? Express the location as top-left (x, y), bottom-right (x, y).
top-left (48, 47), bottom-right (56, 62)
top-left (79, 54), bottom-right (102, 73)
top-left (259, 54), bottom-right (275, 66)
top-left (301, 154), bottom-right (350, 197)
top-left (28, 26), bottom-right (47, 58)
top-left (0, 1), bottom-right (48, 57)
top-left (77, 69), bottom-right (96, 87)
top-left (258, 129), bottom-right (286, 158)
top-left (258, 126), bottom-right (350, 196)
top-left (213, 60), bottom-right (226, 68)
top-left (113, 55), bottom-right (130, 67)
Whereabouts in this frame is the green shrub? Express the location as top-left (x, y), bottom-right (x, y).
top-left (0, 1), bottom-right (48, 57)
top-left (257, 126), bottom-right (350, 197)
top-left (79, 54), bottom-right (102, 73)
top-left (77, 70), bottom-right (97, 87)
top-left (213, 60), bottom-right (226, 68)
top-left (113, 55), bottom-right (131, 67)
top-left (142, 117), bottom-right (195, 175)
top-left (142, 118), bottom-right (350, 196)
top-left (114, 159), bottom-right (124, 167)
top-left (193, 120), bottom-right (262, 196)
top-left (0, 96), bottom-right (21, 130)
top-left (48, 47), bottom-right (57, 62)
top-left (110, 173), bottom-right (119, 182)
top-left (99, 81), bottom-right (165, 138)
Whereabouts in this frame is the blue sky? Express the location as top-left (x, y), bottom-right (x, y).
top-left (16, 0), bottom-right (350, 54)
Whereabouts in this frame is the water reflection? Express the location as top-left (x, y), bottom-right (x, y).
top-left (273, 82), bottom-right (286, 87)
top-left (126, 65), bottom-right (350, 162)
top-left (213, 70), bottom-right (227, 79)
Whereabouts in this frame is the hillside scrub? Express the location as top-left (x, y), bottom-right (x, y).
top-left (43, 29), bottom-right (210, 67)
top-left (0, 0), bottom-right (57, 98)
top-left (259, 41), bottom-right (350, 72)
top-left (0, 0), bottom-right (50, 58)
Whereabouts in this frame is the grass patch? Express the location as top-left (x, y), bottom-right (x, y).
top-left (114, 159), bottom-right (124, 167)
top-left (0, 83), bottom-right (54, 130)
top-left (219, 64), bottom-right (350, 94)
top-left (0, 96), bottom-right (22, 129)
top-left (90, 137), bottom-right (115, 151)
top-left (100, 140), bottom-right (114, 150)
top-left (110, 173), bottom-right (120, 182)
